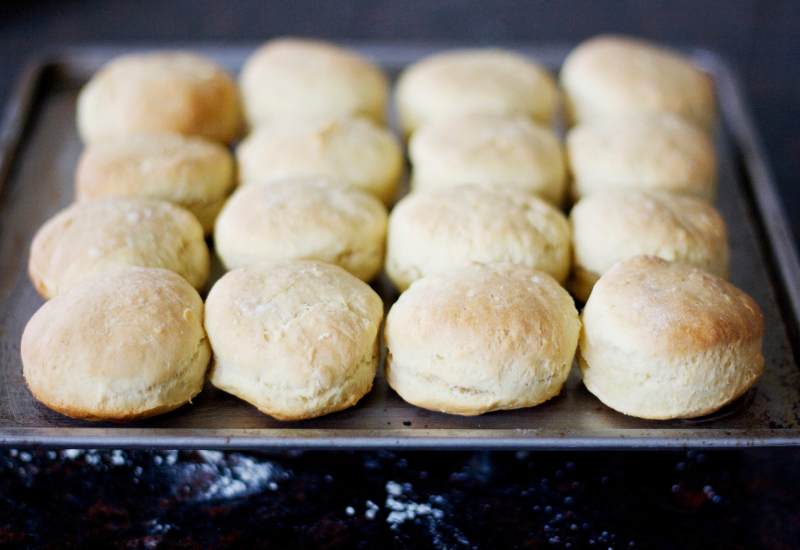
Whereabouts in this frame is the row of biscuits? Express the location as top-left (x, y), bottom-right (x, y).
top-left (21, 36), bottom-right (764, 423)
top-left (22, 253), bottom-right (763, 423)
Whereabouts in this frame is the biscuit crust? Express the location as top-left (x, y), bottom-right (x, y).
top-left (240, 38), bottom-right (389, 127)
top-left (579, 256), bottom-right (764, 419)
top-left (409, 114), bottom-right (567, 205)
top-left (214, 178), bottom-right (388, 281)
top-left (566, 113), bottom-right (717, 201)
top-left (384, 263), bottom-right (580, 415)
top-left (396, 48), bottom-right (556, 136)
top-left (560, 36), bottom-right (716, 129)
top-left (385, 185), bottom-right (571, 292)
top-left (204, 260), bottom-right (384, 421)
top-left (236, 117), bottom-right (403, 205)
top-left (568, 190), bottom-right (728, 302)
top-left (29, 198), bottom-right (210, 299)
top-left (21, 268), bottom-right (211, 422)
top-left (75, 132), bottom-right (235, 235)
top-left (77, 51), bottom-right (242, 144)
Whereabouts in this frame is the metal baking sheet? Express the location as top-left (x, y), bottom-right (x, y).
top-left (0, 43), bottom-right (798, 450)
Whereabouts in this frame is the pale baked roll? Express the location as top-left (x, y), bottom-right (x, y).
top-left (396, 48), bottom-right (556, 137)
top-left (77, 51), bottom-right (242, 144)
top-left (205, 260), bottom-right (384, 421)
top-left (214, 177), bottom-right (388, 281)
top-left (566, 113), bottom-right (717, 201)
top-left (409, 114), bottom-right (567, 205)
top-left (21, 267), bottom-right (211, 422)
top-left (75, 132), bottom-right (235, 235)
top-left (568, 190), bottom-right (728, 302)
top-left (29, 198), bottom-right (210, 299)
top-left (384, 263), bottom-right (580, 416)
top-left (240, 38), bottom-right (389, 127)
top-left (560, 35), bottom-right (716, 130)
top-left (385, 184), bottom-right (571, 292)
top-left (579, 256), bottom-right (764, 419)
top-left (236, 117), bottom-right (403, 205)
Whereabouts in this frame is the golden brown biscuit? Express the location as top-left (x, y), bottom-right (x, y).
top-left (214, 178), bottom-right (388, 281)
top-left (409, 114), bottom-right (567, 204)
top-left (385, 184), bottom-right (571, 292)
top-left (21, 267), bottom-right (211, 422)
top-left (566, 113), bottom-right (717, 201)
top-left (29, 198), bottom-right (210, 299)
top-left (240, 38), bottom-right (389, 126)
top-left (77, 51), bottom-right (242, 143)
top-left (579, 256), bottom-right (764, 419)
top-left (236, 117), bottom-right (403, 205)
top-left (75, 132), bottom-right (235, 235)
top-left (568, 190), bottom-right (728, 302)
top-left (205, 260), bottom-right (384, 421)
top-left (560, 35), bottom-right (716, 129)
top-left (396, 48), bottom-right (557, 137)
top-left (384, 263), bottom-right (580, 416)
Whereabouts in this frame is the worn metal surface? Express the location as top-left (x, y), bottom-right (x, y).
top-left (0, 44), bottom-right (797, 449)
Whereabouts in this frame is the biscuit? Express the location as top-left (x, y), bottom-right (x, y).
top-left (21, 267), bottom-right (211, 422)
top-left (560, 35), bottom-right (716, 130)
top-left (566, 113), bottom-right (717, 201)
top-left (396, 48), bottom-right (557, 137)
top-left (385, 185), bottom-right (571, 292)
top-left (204, 260), bottom-right (384, 421)
top-left (409, 114), bottom-right (567, 205)
top-left (240, 38), bottom-right (389, 127)
top-left (236, 117), bottom-right (404, 205)
top-left (384, 263), bottom-right (580, 415)
top-left (75, 132), bottom-right (235, 235)
top-left (214, 177), bottom-right (388, 281)
top-left (568, 190), bottom-right (728, 302)
top-left (77, 51), bottom-right (242, 144)
top-left (579, 256), bottom-right (764, 419)
top-left (29, 198), bottom-right (210, 299)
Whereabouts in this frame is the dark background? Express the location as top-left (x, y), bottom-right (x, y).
top-left (0, 1), bottom-right (798, 547)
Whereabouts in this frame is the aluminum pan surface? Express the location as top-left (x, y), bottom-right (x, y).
top-left (0, 43), bottom-right (798, 449)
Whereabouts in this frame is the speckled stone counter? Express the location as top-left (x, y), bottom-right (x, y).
top-left (1, 448), bottom-right (799, 548)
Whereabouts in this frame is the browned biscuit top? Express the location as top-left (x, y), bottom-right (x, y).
top-left (584, 256), bottom-right (762, 356)
top-left (77, 51), bottom-right (242, 144)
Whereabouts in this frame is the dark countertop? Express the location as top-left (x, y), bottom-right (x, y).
top-left (0, 1), bottom-right (798, 547)
top-left (2, 448), bottom-right (800, 548)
